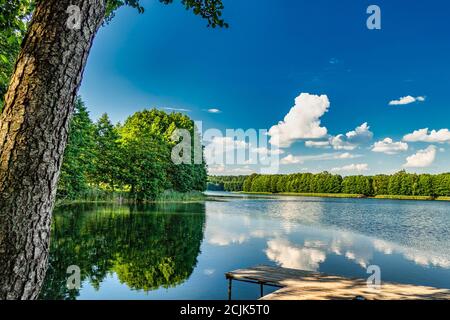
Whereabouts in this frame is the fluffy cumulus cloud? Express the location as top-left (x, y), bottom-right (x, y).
top-left (330, 163), bottom-right (369, 173)
top-left (306, 123), bottom-right (373, 150)
top-left (372, 138), bottom-right (409, 154)
top-left (403, 128), bottom-right (450, 143)
top-left (403, 145), bottom-right (437, 168)
top-left (345, 122), bottom-right (374, 144)
top-left (389, 95), bottom-right (426, 106)
top-left (269, 93), bottom-right (330, 148)
top-left (329, 135), bottom-right (357, 150)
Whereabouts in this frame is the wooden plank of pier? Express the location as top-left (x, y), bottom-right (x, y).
top-left (225, 265), bottom-right (450, 300)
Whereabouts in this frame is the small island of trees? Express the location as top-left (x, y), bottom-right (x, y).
top-left (58, 98), bottom-right (207, 203)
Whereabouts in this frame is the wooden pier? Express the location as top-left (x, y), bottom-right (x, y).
top-left (225, 265), bottom-right (450, 300)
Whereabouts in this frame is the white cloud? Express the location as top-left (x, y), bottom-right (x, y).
top-left (372, 138), bottom-right (409, 154)
top-left (208, 164), bottom-right (254, 176)
top-left (281, 152), bottom-right (360, 165)
top-left (335, 152), bottom-right (356, 159)
top-left (389, 95), bottom-right (426, 106)
top-left (330, 134), bottom-right (357, 150)
top-left (330, 163), bottom-right (369, 173)
top-left (345, 122), bottom-right (374, 144)
top-left (307, 123), bottom-right (373, 150)
top-left (268, 93), bottom-right (330, 147)
top-left (204, 136), bottom-right (248, 160)
top-left (403, 128), bottom-right (450, 143)
top-left (206, 108), bottom-right (222, 113)
top-left (280, 154), bottom-right (303, 164)
top-left (204, 136), bottom-right (250, 167)
top-left (331, 123), bottom-right (373, 150)
top-left (305, 141), bottom-right (331, 148)
top-left (403, 145), bottom-right (437, 168)
top-left (252, 146), bottom-right (284, 156)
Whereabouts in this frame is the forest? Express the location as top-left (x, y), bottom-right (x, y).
top-left (209, 171), bottom-right (450, 198)
top-left (58, 98), bottom-right (207, 202)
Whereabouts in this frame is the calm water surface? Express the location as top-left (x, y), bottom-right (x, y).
top-left (41, 192), bottom-right (450, 299)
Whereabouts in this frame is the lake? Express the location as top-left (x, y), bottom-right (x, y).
top-left (40, 192), bottom-right (450, 300)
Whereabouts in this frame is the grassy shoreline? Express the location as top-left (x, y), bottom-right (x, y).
top-left (239, 191), bottom-right (364, 199)
top-left (236, 191), bottom-right (450, 202)
top-left (55, 190), bottom-right (450, 207)
top-left (55, 191), bottom-right (206, 207)
top-left (373, 195), bottom-right (434, 201)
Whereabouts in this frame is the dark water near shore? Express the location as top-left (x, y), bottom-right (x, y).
top-left (41, 192), bottom-right (450, 299)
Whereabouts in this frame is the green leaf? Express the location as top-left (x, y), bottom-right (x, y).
top-left (0, 54), bottom-right (9, 64)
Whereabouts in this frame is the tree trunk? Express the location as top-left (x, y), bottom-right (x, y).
top-left (0, 0), bottom-right (106, 299)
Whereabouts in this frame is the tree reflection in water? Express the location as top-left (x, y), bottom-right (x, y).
top-left (39, 202), bottom-right (206, 299)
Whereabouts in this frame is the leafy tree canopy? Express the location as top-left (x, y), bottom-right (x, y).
top-left (58, 98), bottom-right (208, 202)
top-left (0, 0), bottom-right (34, 110)
top-left (105, 0), bottom-right (228, 28)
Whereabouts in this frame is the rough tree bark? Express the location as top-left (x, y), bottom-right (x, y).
top-left (0, 0), bottom-right (106, 299)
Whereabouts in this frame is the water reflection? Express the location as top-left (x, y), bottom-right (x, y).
top-left (41, 196), bottom-right (450, 299)
top-left (40, 203), bottom-right (206, 299)
top-left (265, 238), bottom-right (326, 270)
top-left (204, 198), bottom-right (450, 291)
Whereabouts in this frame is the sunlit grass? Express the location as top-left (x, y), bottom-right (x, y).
top-left (155, 191), bottom-right (205, 202)
top-left (280, 192), bottom-right (365, 198)
top-left (239, 191), bottom-right (364, 198)
top-left (55, 189), bottom-right (206, 207)
top-left (373, 195), bottom-right (434, 201)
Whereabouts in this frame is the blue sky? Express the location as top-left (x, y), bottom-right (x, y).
top-left (79, 0), bottom-right (450, 175)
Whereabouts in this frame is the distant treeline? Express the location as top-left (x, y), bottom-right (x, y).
top-left (58, 98), bottom-right (207, 202)
top-left (208, 171), bottom-right (450, 197)
top-left (208, 176), bottom-right (248, 192)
